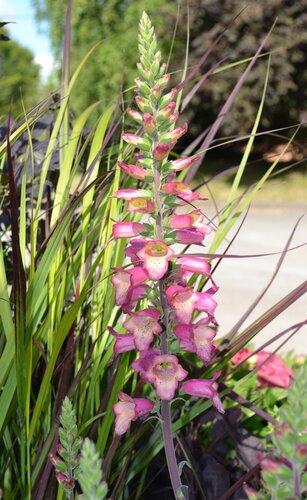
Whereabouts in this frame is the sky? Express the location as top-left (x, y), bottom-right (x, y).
top-left (0, 0), bottom-right (54, 80)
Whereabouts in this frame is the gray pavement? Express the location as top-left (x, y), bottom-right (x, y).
top-left (200, 203), bottom-right (307, 354)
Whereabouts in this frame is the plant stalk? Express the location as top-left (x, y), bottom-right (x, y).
top-left (153, 160), bottom-right (185, 499)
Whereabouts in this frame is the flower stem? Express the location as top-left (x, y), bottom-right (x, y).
top-left (152, 161), bottom-right (185, 499)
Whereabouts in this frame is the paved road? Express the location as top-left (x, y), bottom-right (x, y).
top-left (201, 203), bottom-right (307, 354)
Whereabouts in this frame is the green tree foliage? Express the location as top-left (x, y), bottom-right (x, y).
top-left (0, 29), bottom-right (41, 119)
top-left (185, 0), bottom-right (307, 136)
top-left (32, 0), bottom-right (176, 117)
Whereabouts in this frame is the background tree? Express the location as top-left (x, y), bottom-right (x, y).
top-left (32, 0), bottom-right (177, 118)
top-left (32, 0), bottom-right (307, 142)
top-left (0, 28), bottom-right (41, 119)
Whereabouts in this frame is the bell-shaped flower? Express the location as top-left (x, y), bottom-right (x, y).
top-left (114, 189), bottom-right (147, 200)
top-left (108, 327), bottom-right (136, 356)
top-left (111, 266), bottom-right (148, 307)
top-left (162, 182), bottom-right (204, 202)
top-left (125, 238), bottom-right (147, 265)
top-left (128, 198), bottom-right (155, 214)
top-left (132, 349), bottom-right (160, 382)
top-left (123, 308), bottom-right (162, 351)
top-left (113, 392), bottom-right (154, 435)
top-left (134, 353), bottom-right (188, 400)
top-left (177, 256), bottom-right (211, 277)
top-left (174, 318), bottom-right (216, 365)
top-left (188, 209), bottom-right (212, 236)
top-left (166, 285), bottom-right (217, 324)
top-left (112, 222), bottom-right (144, 239)
top-left (137, 240), bottom-right (174, 280)
top-left (170, 156), bottom-right (201, 172)
top-left (176, 229), bottom-right (205, 245)
top-left (118, 161), bottom-right (147, 180)
top-left (181, 371), bottom-right (224, 413)
top-left (152, 143), bottom-right (173, 161)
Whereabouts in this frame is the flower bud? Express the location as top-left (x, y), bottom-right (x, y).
top-left (127, 108), bottom-right (142, 123)
top-left (158, 101), bottom-right (176, 119)
top-left (152, 143), bottom-right (172, 161)
top-left (135, 95), bottom-right (151, 113)
top-left (152, 85), bottom-right (161, 100)
top-left (134, 77), bottom-right (151, 95)
top-left (142, 113), bottom-right (156, 134)
top-left (159, 88), bottom-right (178, 109)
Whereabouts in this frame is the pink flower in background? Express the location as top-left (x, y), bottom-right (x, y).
top-left (256, 453), bottom-right (282, 472)
top-left (123, 309), bottom-right (162, 351)
top-left (137, 240), bottom-right (174, 280)
top-left (113, 392), bottom-right (154, 435)
top-left (231, 348), bottom-right (293, 389)
top-left (137, 354), bottom-right (188, 400)
top-left (181, 371), bottom-right (224, 413)
top-left (231, 348), bottom-right (252, 365)
top-left (174, 318), bottom-right (216, 365)
top-left (256, 350), bottom-right (293, 389)
top-left (112, 222), bottom-right (144, 239)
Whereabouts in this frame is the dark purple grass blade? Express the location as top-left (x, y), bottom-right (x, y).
top-left (221, 215), bottom-right (306, 344)
top-left (185, 21), bottom-right (277, 184)
top-left (218, 464), bottom-right (260, 500)
top-left (221, 385), bottom-right (278, 426)
top-left (6, 116), bottom-right (27, 414)
top-left (181, 56), bottom-right (228, 112)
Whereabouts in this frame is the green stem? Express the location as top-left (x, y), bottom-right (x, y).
top-left (152, 160), bottom-right (185, 499)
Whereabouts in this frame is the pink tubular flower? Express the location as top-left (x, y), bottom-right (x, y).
top-left (188, 209), bottom-right (213, 235)
top-left (231, 348), bottom-right (252, 365)
top-left (137, 240), bottom-right (174, 280)
top-left (134, 353), bottom-right (188, 400)
top-left (174, 318), bottom-right (216, 365)
top-left (123, 309), bottom-right (162, 351)
top-left (108, 327), bottom-right (136, 356)
top-left (162, 182), bottom-right (204, 202)
top-left (169, 214), bottom-right (193, 229)
top-left (122, 133), bottom-right (149, 149)
top-left (176, 229), bottom-right (205, 245)
top-left (170, 156), bottom-right (201, 172)
top-left (177, 256), bottom-right (211, 277)
top-left (256, 351), bottom-right (293, 389)
top-left (158, 101), bottom-right (176, 119)
top-left (132, 348), bottom-right (160, 382)
top-left (166, 285), bottom-right (217, 324)
top-left (112, 222), bottom-right (144, 239)
top-left (111, 266), bottom-right (148, 307)
top-left (117, 161), bottom-right (147, 180)
top-left (113, 392), bottom-right (154, 435)
top-left (114, 189), bottom-right (147, 200)
top-left (152, 143), bottom-right (173, 161)
top-left (163, 123), bottom-right (188, 141)
top-left (181, 371), bottom-right (224, 413)
top-left (127, 198), bottom-right (155, 214)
